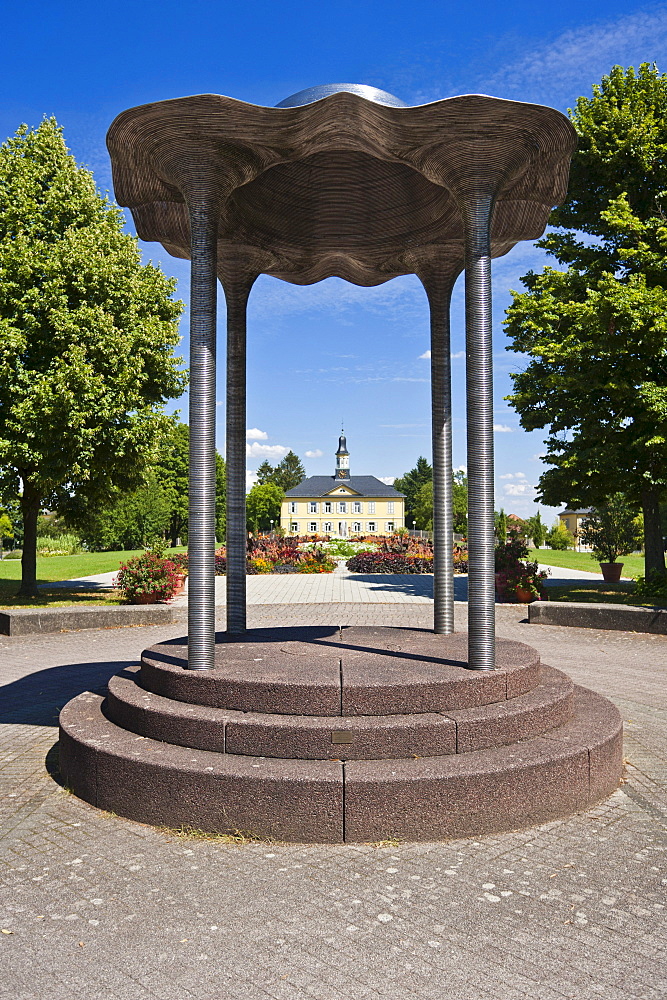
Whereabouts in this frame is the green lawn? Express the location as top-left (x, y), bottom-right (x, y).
top-left (0, 546), bottom-right (186, 608)
top-left (530, 548), bottom-right (645, 579)
top-left (547, 581), bottom-right (666, 608)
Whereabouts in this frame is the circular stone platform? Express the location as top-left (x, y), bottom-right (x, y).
top-left (59, 627), bottom-right (623, 843)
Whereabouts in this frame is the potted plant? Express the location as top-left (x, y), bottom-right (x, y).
top-left (115, 549), bottom-right (182, 604)
top-left (579, 496), bottom-right (643, 583)
top-left (495, 530), bottom-right (549, 602)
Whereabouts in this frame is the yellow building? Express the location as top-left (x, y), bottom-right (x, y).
top-left (559, 508), bottom-right (593, 540)
top-left (280, 432), bottom-right (405, 537)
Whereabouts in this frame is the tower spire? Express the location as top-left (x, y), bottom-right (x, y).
top-left (335, 428), bottom-right (350, 480)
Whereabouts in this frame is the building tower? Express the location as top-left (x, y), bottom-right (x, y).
top-left (335, 430), bottom-right (350, 481)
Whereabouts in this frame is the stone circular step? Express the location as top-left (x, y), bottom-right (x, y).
top-left (140, 627), bottom-right (541, 716)
top-left (59, 686), bottom-right (622, 843)
top-left (105, 665), bottom-right (573, 760)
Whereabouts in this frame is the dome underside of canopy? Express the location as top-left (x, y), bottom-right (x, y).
top-left (107, 91), bottom-right (576, 287)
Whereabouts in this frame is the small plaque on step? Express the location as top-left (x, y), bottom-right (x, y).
top-left (331, 731), bottom-right (354, 744)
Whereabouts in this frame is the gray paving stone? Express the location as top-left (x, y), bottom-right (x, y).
top-left (0, 602), bottom-right (666, 999)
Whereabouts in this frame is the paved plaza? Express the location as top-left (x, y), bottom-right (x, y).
top-left (1, 592), bottom-right (666, 999)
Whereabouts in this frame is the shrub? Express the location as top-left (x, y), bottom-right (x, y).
top-left (36, 533), bottom-right (83, 556)
top-left (114, 550), bottom-right (181, 603)
top-left (495, 533), bottom-right (548, 601)
top-left (579, 496), bottom-right (643, 564)
top-left (546, 521), bottom-right (575, 550)
top-left (346, 551), bottom-right (433, 574)
top-left (633, 573), bottom-right (667, 602)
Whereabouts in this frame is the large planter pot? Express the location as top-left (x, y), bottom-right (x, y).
top-left (130, 592), bottom-right (163, 605)
top-left (514, 587), bottom-right (535, 603)
top-left (600, 562), bottom-right (623, 583)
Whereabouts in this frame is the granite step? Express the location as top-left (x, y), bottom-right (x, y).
top-left (105, 664), bottom-right (573, 760)
top-left (59, 686), bottom-right (621, 843)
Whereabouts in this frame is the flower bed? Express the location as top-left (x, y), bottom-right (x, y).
top-left (345, 533), bottom-right (468, 575)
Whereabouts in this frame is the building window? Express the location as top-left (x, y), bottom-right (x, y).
top-left (309, 502), bottom-right (318, 513)
top-left (367, 521), bottom-right (376, 532)
top-left (353, 501), bottom-right (362, 513)
top-left (309, 522), bottom-right (317, 532)
top-left (290, 522), bottom-right (299, 533)
top-left (289, 501), bottom-right (297, 514)
top-left (338, 501), bottom-right (347, 513)
top-left (353, 522), bottom-right (361, 533)
top-left (387, 501), bottom-right (394, 514)
top-left (368, 502), bottom-right (375, 514)
top-left (324, 521), bottom-right (332, 533)
top-left (386, 522), bottom-right (394, 532)
top-left (324, 501), bottom-right (332, 513)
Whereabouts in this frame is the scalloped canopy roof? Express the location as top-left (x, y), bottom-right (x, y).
top-left (107, 89), bottom-right (576, 288)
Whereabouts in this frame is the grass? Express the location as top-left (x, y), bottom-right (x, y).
top-left (547, 581), bottom-right (667, 608)
top-left (0, 545), bottom-right (186, 608)
top-left (530, 548), bottom-right (645, 579)
top-left (163, 825), bottom-right (265, 844)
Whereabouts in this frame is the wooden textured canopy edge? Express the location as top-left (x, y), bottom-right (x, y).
top-left (106, 91), bottom-right (576, 287)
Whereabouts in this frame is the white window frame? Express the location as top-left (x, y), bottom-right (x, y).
top-left (338, 501), bottom-right (347, 514)
top-left (324, 501), bottom-right (332, 513)
top-left (309, 501), bottom-right (318, 513)
top-left (353, 521), bottom-right (361, 533)
top-left (353, 501), bottom-right (362, 514)
top-left (324, 521), bottom-right (332, 533)
top-left (309, 521), bottom-right (317, 532)
top-left (290, 522), bottom-right (299, 533)
top-left (386, 521), bottom-right (394, 532)
top-left (368, 502), bottom-right (376, 514)
top-left (387, 501), bottom-right (394, 514)
top-left (289, 501), bottom-right (298, 514)
top-left (367, 521), bottom-right (376, 532)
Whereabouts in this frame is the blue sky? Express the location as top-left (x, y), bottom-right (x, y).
top-left (3, 1), bottom-right (667, 520)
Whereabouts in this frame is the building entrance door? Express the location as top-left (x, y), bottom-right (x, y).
top-left (338, 522), bottom-right (347, 537)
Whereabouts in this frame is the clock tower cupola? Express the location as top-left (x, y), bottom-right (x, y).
top-left (335, 429), bottom-right (350, 480)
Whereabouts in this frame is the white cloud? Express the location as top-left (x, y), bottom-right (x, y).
top-left (246, 442), bottom-right (289, 459)
top-left (419, 349), bottom-right (431, 359)
top-left (246, 428), bottom-right (268, 440)
top-left (378, 476), bottom-right (396, 485)
top-left (493, 424), bottom-right (514, 433)
top-left (500, 472), bottom-right (527, 480)
top-left (451, 350), bottom-right (465, 360)
top-left (246, 470), bottom-right (258, 493)
top-left (503, 482), bottom-right (536, 497)
top-left (305, 449), bottom-right (323, 459)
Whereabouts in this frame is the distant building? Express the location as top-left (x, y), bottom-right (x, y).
top-left (559, 508), bottom-right (593, 539)
top-left (280, 431), bottom-right (405, 537)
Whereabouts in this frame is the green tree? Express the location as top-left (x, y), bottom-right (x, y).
top-left (452, 470), bottom-right (468, 535)
top-left (505, 64), bottom-right (667, 581)
top-left (526, 512), bottom-right (546, 548)
top-left (394, 457), bottom-right (432, 525)
top-left (71, 471), bottom-right (172, 551)
top-left (271, 451), bottom-right (305, 491)
top-left (495, 509), bottom-right (508, 544)
top-left (579, 495), bottom-right (643, 565)
top-left (255, 460), bottom-right (274, 485)
top-left (413, 480), bottom-right (433, 530)
top-left (0, 119), bottom-right (186, 593)
top-left (404, 469), bottom-right (468, 533)
top-left (0, 512), bottom-right (13, 550)
top-left (246, 482), bottom-right (284, 534)
top-left (546, 521), bottom-right (575, 551)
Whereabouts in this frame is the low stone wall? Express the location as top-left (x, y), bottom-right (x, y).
top-left (529, 601), bottom-right (667, 634)
top-left (0, 604), bottom-right (186, 636)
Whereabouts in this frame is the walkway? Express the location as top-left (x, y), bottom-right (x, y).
top-left (1, 601), bottom-right (665, 999)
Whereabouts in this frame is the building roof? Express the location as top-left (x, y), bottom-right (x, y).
top-left (560, 508), bottom-right (593, 516)
top-left (285, 476), bottom-right (405, 498)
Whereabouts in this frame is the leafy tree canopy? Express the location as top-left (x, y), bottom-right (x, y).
top-left (505, 64), bottom-right (667, 580)
top-left (0, 119), bottom-right (186, 591)
top-left (246, 482), bottom-right (284, 534)
top-left (394, 457), bottom-right (432, 523)
top-left (271, 451), bottom-right (306, 491)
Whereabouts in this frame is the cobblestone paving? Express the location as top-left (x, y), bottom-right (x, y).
top-left (1, 603), bottom-right (666, 999)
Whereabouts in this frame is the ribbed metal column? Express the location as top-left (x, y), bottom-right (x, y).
top-left (187, 199), bottom-right (219, 670)
top-left (462, 196), bottom-right (495, 670)
top-left (424, 274), bottom-right (458, 634)
top-left (224, 278), bottom-right (253, 634)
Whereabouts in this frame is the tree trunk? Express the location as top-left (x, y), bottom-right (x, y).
top-left (19, 483), bottom-right (41, 597)
top-left (642, 486), bottom-right (666, 581)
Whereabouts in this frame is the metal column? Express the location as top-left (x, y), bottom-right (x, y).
top-left (463, 196), bottom-right (496, 670)
top-left (224, 277), bottom-right (254, 634)
top-left (186, 199), bottom-right (219, 670)
top-left (424, 273), bottom-right (458, 634)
